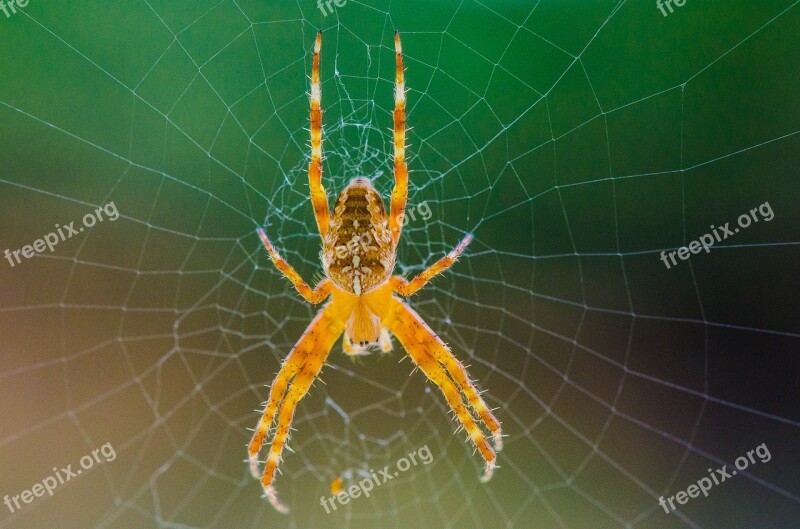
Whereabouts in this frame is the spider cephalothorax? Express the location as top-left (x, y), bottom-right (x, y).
top-left (248, 31), bottom-right (502, 513)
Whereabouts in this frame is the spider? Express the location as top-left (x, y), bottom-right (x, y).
top-left (248, 31), bottom-right (503, 513)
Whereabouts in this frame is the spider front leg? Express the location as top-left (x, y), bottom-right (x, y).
top-left (392, 233), bottom-right (473, 297)
top-left (257, 228), bottom-right (332, 304)
top-left (389, 31), bottom-right (408, 245)
top-left (308, 31), bottom-right (330, 237)
top-left (248, 304), bottom-right (344, 513)
top-left (387, 297), bottom-right (503, 481)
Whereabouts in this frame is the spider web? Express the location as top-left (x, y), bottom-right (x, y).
top-left (0, 1), bottom-right (798, 528)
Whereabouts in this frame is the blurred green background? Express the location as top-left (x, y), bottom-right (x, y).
top-left (0, 1), bottom-right (798, 528)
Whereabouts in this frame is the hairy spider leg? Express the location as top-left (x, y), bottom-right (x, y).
top-left (257, 228), bottom-right (332, 304)
top-left (309, 31), bottom-right (330, 237)
top-left (386, 296), bottom-right (501, 481)
top-left (391, 233), bottom-right (473, 297)
top-left (249, 303), bottom-right (345, 513)
top-left (391, 235), bottom-right (501, 446)
top-left (389, 32), bottom-right (409, 245)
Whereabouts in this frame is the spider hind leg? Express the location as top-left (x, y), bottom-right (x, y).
top-left (248, 304), bottom-right (344, 513)
top-left (387, 297), bottom-right (502, 480)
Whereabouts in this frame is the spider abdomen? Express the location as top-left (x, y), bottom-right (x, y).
top-left (322, 178), bottom-right (395, 296)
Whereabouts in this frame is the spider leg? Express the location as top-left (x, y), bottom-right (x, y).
top-left (248, 307), bottom-right (326, 478)
top-left (391, 233), bottom-right (473, 297)
top-left (258, 227), bottom-right (332, 304)
top-left (248, 303), bottom-right (344, 513)
top-left (387, 297), bottom-right (501, 481)
top-left (389, 31), bottom-right (408, 245)
top-left (309, 30), bottom-right (330, 237)
top-left (427, 325), bottom-right (502, 451)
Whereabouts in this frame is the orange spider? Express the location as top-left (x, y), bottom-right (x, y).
top-left (248, 31), bottom-right (503, 513)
